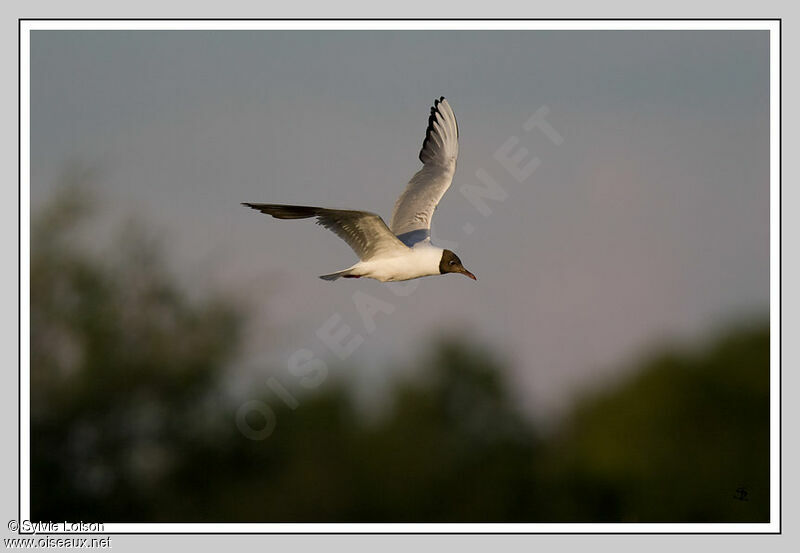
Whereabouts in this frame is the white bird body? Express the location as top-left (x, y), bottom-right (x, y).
top-left (342, 245), bottom-right (445, 282)
top-left (243, 97), bottom-right (476, 283)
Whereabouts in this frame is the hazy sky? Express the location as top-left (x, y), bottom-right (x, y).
top-left (30, 29), bottom-right (770, 421)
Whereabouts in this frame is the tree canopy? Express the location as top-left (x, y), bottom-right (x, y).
top-left (30, 182), bottom-right (769, 523)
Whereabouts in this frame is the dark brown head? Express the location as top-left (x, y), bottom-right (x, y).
top-left (439, 249), bottom-right (476, 280)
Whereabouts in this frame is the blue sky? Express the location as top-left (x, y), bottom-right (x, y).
top-left (30, 29), bottom-right (770, 420)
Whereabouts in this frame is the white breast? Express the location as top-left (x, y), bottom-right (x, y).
top-left (350, 246), bottom-right (443, 282)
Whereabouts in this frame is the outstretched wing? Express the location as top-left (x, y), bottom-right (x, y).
top-left (390, 97), bottom-right (459, 247)
top-left (242, 203), bottom-right (409, 261)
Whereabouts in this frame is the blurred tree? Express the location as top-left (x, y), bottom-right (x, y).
top-left (539, 324), bottom-right (770, 522)
top-left (30, 174), bottom-right (769, 523)
top-left (31, 171), bottom-right (242, 521)
top-left (162, 340), bottom-right (541, 522)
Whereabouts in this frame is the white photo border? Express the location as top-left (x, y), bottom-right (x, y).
top-left (18, 18), bottom-right (781, 535)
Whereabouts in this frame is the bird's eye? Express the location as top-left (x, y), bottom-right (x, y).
top-left (449, 260), bottom-right (456, 265)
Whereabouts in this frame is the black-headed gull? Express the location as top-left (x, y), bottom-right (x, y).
top-left (243, 97), bottom-right (476, 283)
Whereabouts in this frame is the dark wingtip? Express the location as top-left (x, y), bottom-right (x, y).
top-left (419, 96), bottom-right (449, 163)
top-left (242, 203), bottom-right (322, 220)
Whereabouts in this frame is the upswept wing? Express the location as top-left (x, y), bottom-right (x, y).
top-left (242, 203), bottom-right (408, 261)
top-left (390, 97), bottom-right (459, 246)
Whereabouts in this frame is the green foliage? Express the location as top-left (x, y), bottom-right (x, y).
top-left (30, 182), bottom-right (769, 523)
top-left (31, 180), bottom-right (242, 521)
top-left (540, 326), bottom-right (770, 522)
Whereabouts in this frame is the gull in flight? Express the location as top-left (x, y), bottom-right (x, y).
top-left (243, 97), bottom-right (476, 283)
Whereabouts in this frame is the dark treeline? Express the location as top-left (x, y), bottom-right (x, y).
top-left (31, 182), bottom-right (769, 523)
